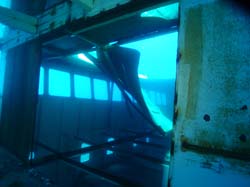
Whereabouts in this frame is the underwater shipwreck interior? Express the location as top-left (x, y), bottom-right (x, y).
top-left (0, 0), bottom-right (250, 186)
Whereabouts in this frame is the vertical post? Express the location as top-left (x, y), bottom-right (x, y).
top-left (0, 0), bottom-right (47, 162)
top-left (0, 39), bottom-right (42, 162)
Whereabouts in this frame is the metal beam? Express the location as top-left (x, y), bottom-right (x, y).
top-left (73, 134), bottom-right (170, 165)
top-left (1, 0), bottom-right (176, 51)
top-left (35, 142), bottom-right (143, 187)
top-left (71, 0), bottom-right (94, 10)
top-left (182, 141), bottom-right (250, 161)
top-left (33, 131), bottom-right (154, 167)
top-left (97, 130), bottom-right (169, 149)
top-left (117, 149), bottom-right (170, 166)
top-left (0, 5), bottom-right (37, 33)
top-left (134, 140), bottom-right (167, 149)
top-left (73, 135), bottom-right (170, 166)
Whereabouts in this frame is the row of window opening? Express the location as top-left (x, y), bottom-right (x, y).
top-left (39, 67), bottom-right (167, 106)
top-left (39, 68), bottom-right (121, 101)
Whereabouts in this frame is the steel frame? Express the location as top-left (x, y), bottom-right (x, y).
top-left (0, 5), bottom-right (37, 34)
top-left (36, 141), bottom-right (143, 187)
top-left (0, 0), bottom-right (177, 51)
top-left (30, 131), bottom-right (155, 186)
top-left (32, 131), bottom-right (154, 166)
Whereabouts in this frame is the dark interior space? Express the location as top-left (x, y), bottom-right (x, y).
top-left (0, 0), bottom-right (178, 186)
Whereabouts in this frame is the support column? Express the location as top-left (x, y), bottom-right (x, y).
top-left (0, 0), bottom-right (46, 163)
top-left (0, 39), bottom-right (42, 161)
top-left (170, 0), bottom-right (250, 186)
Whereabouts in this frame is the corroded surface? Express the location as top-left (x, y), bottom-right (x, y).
top-left (176, 0), bottom-right (250, 157)
top-left (171, 0), bottom-right (250, 186)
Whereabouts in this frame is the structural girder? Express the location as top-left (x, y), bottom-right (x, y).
top-left (0, 0), bottom-right (177, 51)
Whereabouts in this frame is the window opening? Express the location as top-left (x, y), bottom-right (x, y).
top-left (111, 83), bottom-right (122, 102)
top-left (48, 69), bottom-right (71, 97)
top-left (74, 75), bottom-right (92, 99)
top-left (94, 79), bottom-right (108, 100)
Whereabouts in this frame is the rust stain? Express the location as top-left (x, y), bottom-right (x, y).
top-left (184, 6), bottom-right (203, 119)
top-left (181, 135), bottom-right (250, 161)
top-left (180, 134), bottom-right (188, 152)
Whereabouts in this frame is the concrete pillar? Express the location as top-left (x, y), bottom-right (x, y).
top-left (170, 0), bottom-right (250, 186)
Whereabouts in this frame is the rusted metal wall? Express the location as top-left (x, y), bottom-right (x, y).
top-left (170, 0), bottom-right (250, 186)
